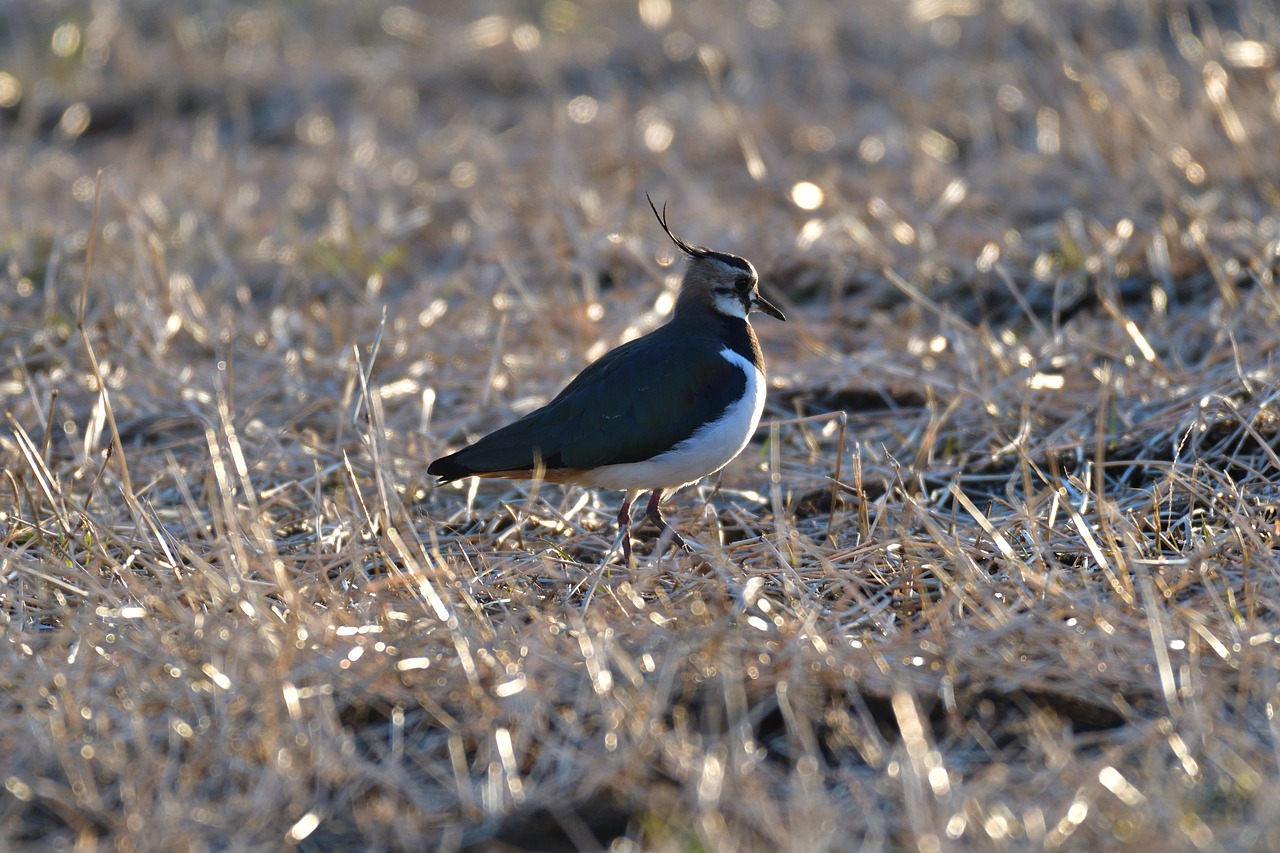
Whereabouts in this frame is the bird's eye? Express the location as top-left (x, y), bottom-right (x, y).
top-left (735, 276), bottom-right (752, 293)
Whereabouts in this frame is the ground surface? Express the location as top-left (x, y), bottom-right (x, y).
top-left (3, 1), bottom-right (1280, 850)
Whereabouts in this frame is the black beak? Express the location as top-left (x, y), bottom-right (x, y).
top-left (752, 292), bottom-right (786, 321)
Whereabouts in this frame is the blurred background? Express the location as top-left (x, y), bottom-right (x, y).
top-left (3, 1), bottom-right (1275, 322)
top-left (4, 3), bottom-right (1280, 848)
top-left (3, 0), bottom-right (1277, 448)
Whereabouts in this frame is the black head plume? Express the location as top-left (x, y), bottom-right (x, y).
top-left (647, 193), bottom-right (709, 259)
top-left (646, 194), bottom-right (754, 273)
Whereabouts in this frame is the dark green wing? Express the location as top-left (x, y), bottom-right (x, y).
top-left (429, 334), bottom-right (746, 479)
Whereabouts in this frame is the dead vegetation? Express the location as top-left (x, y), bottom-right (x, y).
top-left (2, 1), bottom-right (1280, 849)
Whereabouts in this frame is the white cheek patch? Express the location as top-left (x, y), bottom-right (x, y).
top-left (712, 290), bottom-right (750, 319)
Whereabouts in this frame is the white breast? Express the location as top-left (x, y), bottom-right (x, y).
top-left (578, 347), bottom-right (766, 492)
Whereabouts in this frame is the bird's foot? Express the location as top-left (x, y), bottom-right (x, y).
top-left (645, 490), bottom-right (692, 557)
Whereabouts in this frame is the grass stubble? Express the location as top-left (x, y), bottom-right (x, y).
top-left (2, 1), bottom-right (1280, 849)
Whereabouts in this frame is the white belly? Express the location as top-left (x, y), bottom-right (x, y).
top-left (577, 348), bottom-right (766, 492)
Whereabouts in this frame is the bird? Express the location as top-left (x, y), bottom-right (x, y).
top-left (429, 196), bottom-right (785, 563)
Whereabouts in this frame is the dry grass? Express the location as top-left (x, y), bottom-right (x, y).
top-left (3, 1), bottom-right (1280, 849)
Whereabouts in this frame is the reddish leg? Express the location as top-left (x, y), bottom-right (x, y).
top-left (645, 489), bottom-right (689, 553)
top-left (616, 493), bottom-right (635, 564)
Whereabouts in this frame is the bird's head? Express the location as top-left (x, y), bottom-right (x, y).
top-left (648, 195), bottom-right (786, 323)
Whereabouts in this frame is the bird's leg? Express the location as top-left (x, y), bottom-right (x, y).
top-left (617, 492), bottom-right (635, 565)
top-left (646, 489), bottom-right (690, 553)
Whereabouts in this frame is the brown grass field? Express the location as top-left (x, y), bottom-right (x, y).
top-left (3, 1), bottom-right (1280, 849)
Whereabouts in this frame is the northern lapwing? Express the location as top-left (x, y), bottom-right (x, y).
top-left (429, 197), bottom-right (785, 562)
